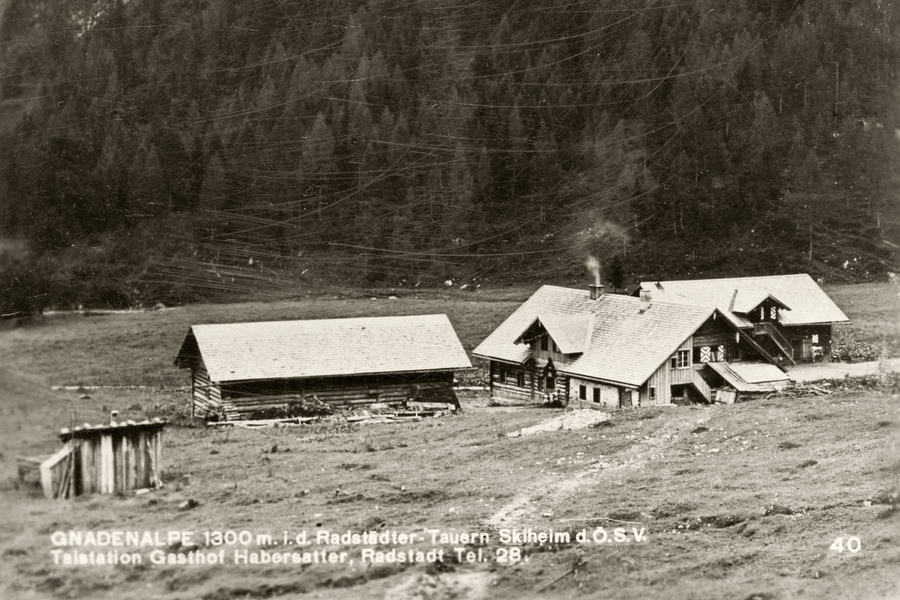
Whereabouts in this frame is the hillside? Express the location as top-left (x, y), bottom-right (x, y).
top-left (0, 281), bottom-right (898, 599)
top-left (0, 0), bottom-right (899, 308)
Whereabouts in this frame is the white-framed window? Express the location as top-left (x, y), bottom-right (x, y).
top-left (671, 349), bottom-right (690, 369)
top-left (769, 306), bottom-right (778, 319)
top-left (811, 334), bottom-right (819, 344)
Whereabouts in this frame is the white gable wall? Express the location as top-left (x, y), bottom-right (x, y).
top-left (567, 377), bottom-right (622, 408)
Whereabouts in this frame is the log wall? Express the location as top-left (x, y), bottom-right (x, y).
top-left (489, 361), bottom-right (541, 404)
top-left (214, 372), bottom-right (458, 420)
top-left (192, 364), bottom-right (223, 419)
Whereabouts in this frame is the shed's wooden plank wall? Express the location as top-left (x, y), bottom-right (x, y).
top-left (73, 429), bottom-right (163, 496)
top-left (641, 337), bottom-right (693, 406)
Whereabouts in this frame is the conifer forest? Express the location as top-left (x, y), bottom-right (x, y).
top-left (0, 0), bottom-right (898, 307)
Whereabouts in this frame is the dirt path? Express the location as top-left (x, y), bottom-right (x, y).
top-left (486, 409), bottom-right (713, 528)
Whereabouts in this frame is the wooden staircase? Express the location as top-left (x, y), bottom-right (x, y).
top-left (752, 322), bottom-right (796, 365)
top-left (689, 372), bottom-right (712, 403)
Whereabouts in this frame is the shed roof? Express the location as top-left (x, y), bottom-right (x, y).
top-left (639, 274), bottom-right (848, 327)
top-left (473, 286), bottom-right (715, 387)
top-left (59, 419), bottom-right (167, 442)
top-left (706, 362), bottom-right (791, 393)
top-left (175, 314), bottom-right (471, 383)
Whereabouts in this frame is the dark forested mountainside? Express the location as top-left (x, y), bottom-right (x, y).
top-left (0, 0), bottom-right (898, 307)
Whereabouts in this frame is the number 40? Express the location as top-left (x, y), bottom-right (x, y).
top-left (830, 536), bottom-right (861, 553)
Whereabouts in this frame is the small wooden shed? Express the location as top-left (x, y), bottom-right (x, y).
top-left (17, 419), bottom-right (166, 499)
top-left (174, 314), bottom-right (473, 421)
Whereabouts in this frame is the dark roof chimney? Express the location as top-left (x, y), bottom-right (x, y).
top-left (639, 288), bottom-right (651, 312)
top-left (590, 284), bottom-right (604, 300)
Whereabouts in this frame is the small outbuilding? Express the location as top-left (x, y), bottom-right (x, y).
top-left (174, 314), bottom-right (472, 421)
top-left (17, 419), bottom-right (166, 499)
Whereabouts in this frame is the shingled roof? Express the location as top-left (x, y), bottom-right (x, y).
top-left (175, 314), bottom-right (472, 383)
top-left (473, 286), bottom-right (715, 388)
top-left (638, 274), bottom-right (848, 328)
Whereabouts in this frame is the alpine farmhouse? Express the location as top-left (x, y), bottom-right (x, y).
top-left (635, 274), bottom-right (849, 364)
top-left (175, 314), bottom-right (472, 421)
top-left (473, 283), bottom-right (798, 408)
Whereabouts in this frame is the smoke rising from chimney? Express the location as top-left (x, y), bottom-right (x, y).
top-left (585, 256), bottom-right (601, 286)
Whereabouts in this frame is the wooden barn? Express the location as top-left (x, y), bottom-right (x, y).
top-left (636, 274), bottom-right (849, 363)
top-left (473, 284), bottom-right (792, 408)
top-left (174, 314), bottom-right (472, 421)
top-left (17, 419), bottom-right (166, 499)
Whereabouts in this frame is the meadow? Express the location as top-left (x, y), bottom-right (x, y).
top-left (0, 282), bottom-right (897, 599)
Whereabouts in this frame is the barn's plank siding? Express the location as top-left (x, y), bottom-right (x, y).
top-left (197, 372), bottom-right (461, 420)
top-left (641, 337), bottom-right (693, 406)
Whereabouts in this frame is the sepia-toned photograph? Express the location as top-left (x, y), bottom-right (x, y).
top-left (0, 0), bottom-right (898, 598)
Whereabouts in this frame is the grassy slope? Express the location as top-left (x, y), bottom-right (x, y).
top-left (0, 283), bottom-right (897, 599)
